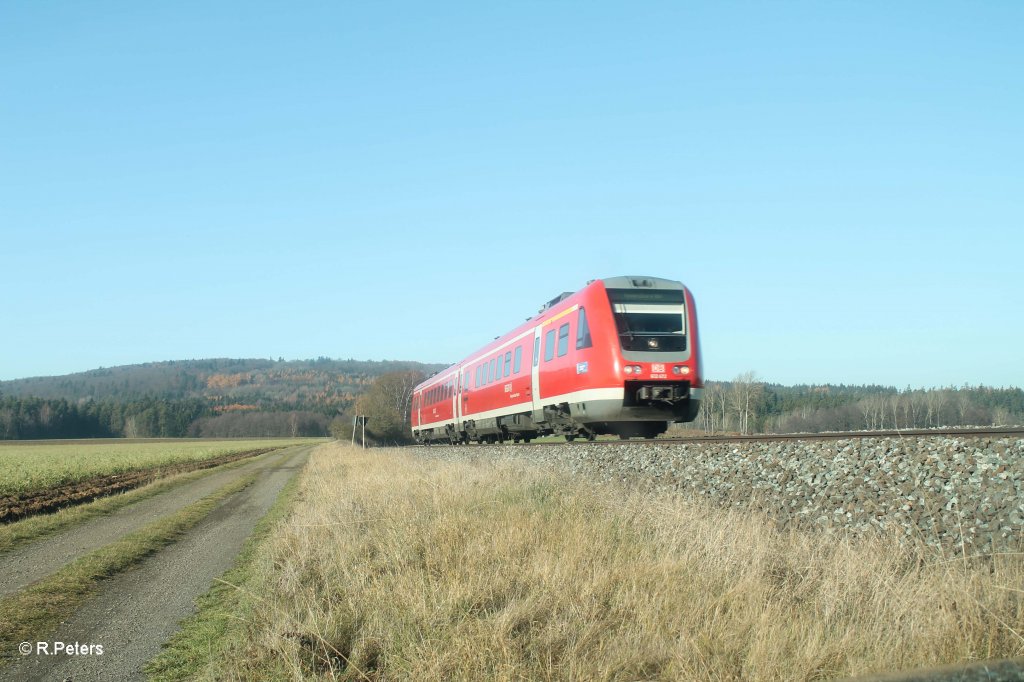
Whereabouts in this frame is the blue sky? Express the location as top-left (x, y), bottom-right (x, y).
top-left (1, 1), bottom-right (1021, 387)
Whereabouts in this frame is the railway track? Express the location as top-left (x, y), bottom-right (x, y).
top-left (644, 426), bottom-right (1024, 446)
top-left (416, 426), bottom-right (1024, 447)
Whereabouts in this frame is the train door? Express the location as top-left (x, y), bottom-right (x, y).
top-left (530, 325), bottom-right (543, 418)
top-left (454, 371), bottom-right (461, 425)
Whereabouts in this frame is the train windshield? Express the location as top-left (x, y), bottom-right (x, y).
top-left (607, 288), bottom-right (687, 352)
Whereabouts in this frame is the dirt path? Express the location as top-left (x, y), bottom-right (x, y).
top-left (3, 444), bottom-right (311, 681)
top-left (0, 445), bottom-right (302, 598)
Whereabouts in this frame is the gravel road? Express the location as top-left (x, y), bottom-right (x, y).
top-left (3, 443), bottom-right (312, 681)
top-left (0, 445), bottom-right (300, 598)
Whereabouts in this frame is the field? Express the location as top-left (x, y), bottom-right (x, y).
top-left (0, 439), bottom-right (317, 497)
top-left (187, 443), bottom-right (1023, 681)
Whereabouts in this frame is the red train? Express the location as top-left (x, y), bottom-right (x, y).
top-left (411, 276), bottom-right (703, 443)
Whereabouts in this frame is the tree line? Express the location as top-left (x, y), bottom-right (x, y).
top-left (0, 395), bottom-right (329, 440)
top-left (689, 374), bottom-right (1024, 435)
top-left (5, 371), bottom-right (1021, 442)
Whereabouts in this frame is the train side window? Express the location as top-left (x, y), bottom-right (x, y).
top-left (513, 346), bottom-right (522, 374)
top-left (576, 307), bottom-right (592, 349)
top-left (504, 351), bottom-right (511, 377)
top-left (534, 337), bottom-right (540, 367)
top-left (489, 358), bottom-right (496, 383)
top-left (544, 329), bottom-right (555, 361)
top-left (497, 354), bottom-right (504, 379)
top-left (557, 323), bottom-right (570, 357)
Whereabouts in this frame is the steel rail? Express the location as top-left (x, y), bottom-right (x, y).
top-left (414, 426), bottom-right (1024, 447)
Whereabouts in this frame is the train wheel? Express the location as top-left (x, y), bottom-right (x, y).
top-left (565, 434), bottom-right (576, 442)
top-left (586, 431), bottom-right (596, 441)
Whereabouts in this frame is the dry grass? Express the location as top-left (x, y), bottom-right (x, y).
top-left (213, 443), bottom-right (1024, 681)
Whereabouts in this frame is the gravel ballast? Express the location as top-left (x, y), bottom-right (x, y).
top-left (419, 435), bottom-right (1023, 553)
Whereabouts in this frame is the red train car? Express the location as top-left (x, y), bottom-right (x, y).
top-left (411, 276), bottom-right (703, 443)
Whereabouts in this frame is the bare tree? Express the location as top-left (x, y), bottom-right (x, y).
top-left (699, 382), bottom-right (724, 433)
top-left (729, 371), bottom-right (762, 435)
top-left (123, 415), bottom-right (139, 438)
top-left (956, 389), bottom-right (971, 426)
top-left (354, 370), bottom-right (426, 444)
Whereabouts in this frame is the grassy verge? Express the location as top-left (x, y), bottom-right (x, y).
top-left (200, 442), bottom-right (1024, 681)
top-left (0, 472), bottom-right (258, 664)
top-left (0, 448), bottom-right (284, 553)
top-left (144, 459), bottom-right (305, 681)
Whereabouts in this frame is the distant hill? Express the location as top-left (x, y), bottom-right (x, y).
top-left (0, 358), bottom-right (447, 413)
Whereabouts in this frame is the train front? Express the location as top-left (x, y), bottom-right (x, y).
top-left (601, 276), bottom-right (703, 434)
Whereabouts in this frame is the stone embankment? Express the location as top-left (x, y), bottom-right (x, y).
top-left (421, 435), bottom-right (1023, 553)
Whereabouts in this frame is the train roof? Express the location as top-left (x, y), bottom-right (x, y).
top-left (414, 276), bottom-right (687, 391)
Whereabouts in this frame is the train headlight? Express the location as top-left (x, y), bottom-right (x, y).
top-left (647, 338), bottom-right (660, 349)
top-left (624, 365), bottom-right (634, 375)
top-left (672, 365), bottom-right (690, 375)
top-left (624, 365), bottom-right (643, 375)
